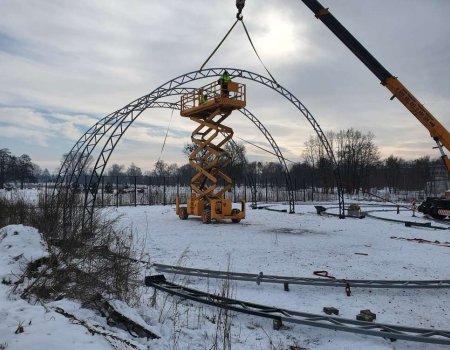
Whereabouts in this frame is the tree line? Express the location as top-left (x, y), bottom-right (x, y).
top-left (293, 129), bottom-right (446, 194)
top-left (2, 128), bottom-right (447, 194)
top-left (104, 129), bottom-right (446, 195)
top-left (0, 148), bottom-right (46, 189)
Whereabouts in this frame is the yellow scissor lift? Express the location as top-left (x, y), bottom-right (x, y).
top-left (176, 79), bottom-right (246, 224)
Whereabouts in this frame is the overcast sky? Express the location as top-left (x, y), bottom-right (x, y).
top-left (1, 0), bottom-right (449, 172)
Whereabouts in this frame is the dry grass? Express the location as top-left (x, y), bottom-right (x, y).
top-left (2, 191), bottom-right (142, 305)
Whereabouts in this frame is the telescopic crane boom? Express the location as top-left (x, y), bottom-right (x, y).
top-left (299, 0), bottom-right (450, 174)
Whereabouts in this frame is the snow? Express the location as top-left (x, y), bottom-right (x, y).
top-left (0, 189), bottom-right (43, 205)
top-left (0, 201), bottom-right (449, 349)
top-left (0, 225), bottom-right (111, 350)
top-left (112, 202), bottom-right (450, 349)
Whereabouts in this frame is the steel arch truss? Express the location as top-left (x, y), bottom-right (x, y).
top-left (238, 108), bottom-right (295, 213)
top-left (55, 68), bottom-right (344, 223)
top-left (135, 100), bottom-right (295, 213)
top-left (54, 95), bottom-right (293, 215)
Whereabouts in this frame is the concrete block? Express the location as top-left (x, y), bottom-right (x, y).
top-left (323, 307), bottom-right (339, 315)
top-left (360, 309), bottom-right (376, 319)
top-left (356, 309), bottom-right (376, 322)
top-left (273, 318), bottom-right (283, 330)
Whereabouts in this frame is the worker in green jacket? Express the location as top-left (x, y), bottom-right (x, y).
top-left (199, 88), bottom-right (207, 104)
top-left (218, 70), bottom-right (231, 97)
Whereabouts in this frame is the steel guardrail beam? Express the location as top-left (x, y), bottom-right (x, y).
top-left (145, 277), bottom-right (450, 345)
top-left (153, 264), bottom-right (450, 289)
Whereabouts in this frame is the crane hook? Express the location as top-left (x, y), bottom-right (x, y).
top-left (236, 0), bottom-right (245, 20)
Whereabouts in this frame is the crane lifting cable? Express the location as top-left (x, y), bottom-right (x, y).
top-left (236, 136), bottom-right (296, 164)
top-left (199, 19), bottom-right (239, 71)
top-left (199, 0), bottom-right (244, 70)
top-left (199, 0), bottom-right (279, 85)
top-left (156, 108), bottom-right (175, 165)
top-left (239, 20), bottom-right (278, 85)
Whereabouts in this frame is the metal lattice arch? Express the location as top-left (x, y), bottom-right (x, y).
top-left (54, 68), bottom-right (345, 221)
top-left (132, 100), bottom-right (294, 212)
top-left (54, 96), bottom-right (295, 214)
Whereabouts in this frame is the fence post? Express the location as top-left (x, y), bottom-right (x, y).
top-left (134, 176), bottom-right (137, 207)
top-left (148, 176), bottom-right (151, 205)
top-left (163, 176), bottom-right (166, 205)
top-left (244, 178), bottom-right (247, 202)
top-left (84, 174), bottom-right (88, 205)
top-left (44, 181), bottom-right (48, 207)
top-left (294, 178), bottom-right (297, 202)
top-left (303, 179), bottom-right (306, 202)
top-left (265, 178), bottom-right (268, 203)
top-left (276, 179), bottom-right (279, 202)
top-left (116, 175), bottom-right (119, 208)
top-left (285, 178), bottom-right (289, 206)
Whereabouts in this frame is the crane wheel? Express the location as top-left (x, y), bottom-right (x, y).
top-left (430, 207), bottom-right (445, 220)
top-left (178, 207), bottom-right (188, 220)
top-left (231, 209), bottom-right (241, 223)
top-left (431, 214), bottom-right (445, 220)
top-left (202, 208), bottom-right (211, 224)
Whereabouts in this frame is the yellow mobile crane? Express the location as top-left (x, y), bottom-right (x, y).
top-left (299, 0), bottom-right (450, 219)
top-left (175, 76), bottom-right (246, 224)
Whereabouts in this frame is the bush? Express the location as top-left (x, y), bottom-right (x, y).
top-left (2, 190), bottom-right (143, 305)
top-left (0, 197), bottom-right (35, 228)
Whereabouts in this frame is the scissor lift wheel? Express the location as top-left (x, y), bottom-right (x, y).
top-left (202, 207), bottom-right (211, 224)
top-left (231, 209), bottom-right (241, 223)
top-left (178, 207), bottom-right (188, 220)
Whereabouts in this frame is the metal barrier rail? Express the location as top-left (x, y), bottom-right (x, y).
top-left (153, 264), bottom-right (450, 289)
top-left (145, 276), bottom-right (450, 345)
top-left (315, 205), bottom-right (450, 230)
top-left (364, 211), bottom-right (449, 230)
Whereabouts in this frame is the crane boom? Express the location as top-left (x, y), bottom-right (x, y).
top-left (299, 0), bottom-right (450, 173)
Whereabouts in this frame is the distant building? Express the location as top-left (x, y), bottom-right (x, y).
top-left (426, 164), bottom-right (450, 196)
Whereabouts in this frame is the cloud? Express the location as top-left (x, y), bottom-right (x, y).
top-left (0, 106), bottom-right (85, 146)
top-left (0, 0), bottom-right (449, 170)
top-left (0, 125), bottom-right (49, 147)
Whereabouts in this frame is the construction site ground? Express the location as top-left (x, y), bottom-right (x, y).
top-left (1, 200), bottom-right (449, 350)
top-left (112, 201), bottom-right (450, 349)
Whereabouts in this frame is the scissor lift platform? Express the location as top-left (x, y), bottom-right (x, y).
top-left (176, 79), bottom-right (246, 224)
top-left (180, 81), bottom-right (246, 118)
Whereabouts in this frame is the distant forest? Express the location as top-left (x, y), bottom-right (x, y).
top-left (1, 128), bottom-right (448, 194)
top-left (0, 148), bottom-right (46, 189)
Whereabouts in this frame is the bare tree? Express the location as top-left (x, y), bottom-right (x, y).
top-left (302, 129), bottom-right (379, 194)
top-left (108, 163), bottom-right (125, 177)
top-left (0, 148), bottom-right (11, 188)
top-left (153, 160), bottom-right (169, 177)
top-left (0, 149), bottom-right (38, 188)
top-left (126, 163), bottom-right (142, 177)
top-left (224, 141), bottom-right (247, 185)
top-left (334, 129), bottom-right (379, 193)
top-left (303, 133), bottom-right (335, 192)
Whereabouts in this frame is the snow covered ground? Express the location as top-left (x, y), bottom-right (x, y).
top-left (0, 225), bottom-right (113, 350)
top-left (1, 201), bottom-right (449, 349)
